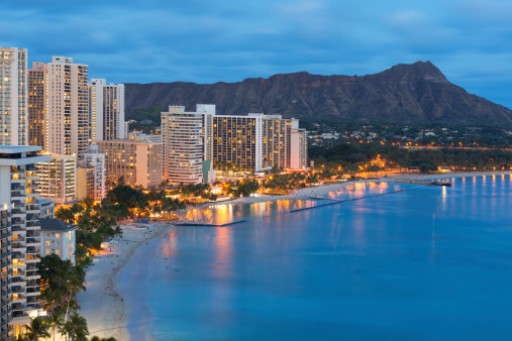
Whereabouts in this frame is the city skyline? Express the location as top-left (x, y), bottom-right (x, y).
top-left (1, 0), bottom-right (511, 108)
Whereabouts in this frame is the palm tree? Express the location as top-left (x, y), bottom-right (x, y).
top-left (46, 313), bottom-right (64, 341)
top-left (89, 337), bottom-right (117, 341)
top-left (59, 313), bottom-right (88, 341)
top-left (24, 317), bottom-right (51, 341)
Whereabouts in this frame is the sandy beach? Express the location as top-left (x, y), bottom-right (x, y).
top-left (78, 223), bottom-right (170, 340)
top-left (78, 170), bottom-right (512, 340)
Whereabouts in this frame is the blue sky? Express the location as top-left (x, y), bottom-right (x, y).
top-left (2, 0), bottom-right (512, 107)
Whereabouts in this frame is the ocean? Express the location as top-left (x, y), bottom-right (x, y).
top-left (120, 175), bottom-right (512, 340)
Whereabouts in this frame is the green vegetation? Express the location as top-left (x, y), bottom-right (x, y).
top-left (310, 142), bottom-right (512, 172)
top-left (177, 183), bottom-right (217, 201)
top-left (222, 180), bottom-right (260, 197)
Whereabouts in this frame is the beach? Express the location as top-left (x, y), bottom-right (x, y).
top-left (78, 170), bottom-right (512, 340)
top-left (78, 223), bottom-right (170, 340)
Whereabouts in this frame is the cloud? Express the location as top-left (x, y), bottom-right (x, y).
top-left (0, 0), bottom-right (511, 107)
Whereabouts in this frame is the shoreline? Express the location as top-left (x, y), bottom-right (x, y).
top-left (80, 170), bottom-right (512, 340)
top-left (78, 222), bottom-right (170, 340)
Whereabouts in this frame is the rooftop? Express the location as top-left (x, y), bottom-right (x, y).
top-left (39, 218), bottom-right (77, 233)
top-left (0, 145), bottom-right (42, 154)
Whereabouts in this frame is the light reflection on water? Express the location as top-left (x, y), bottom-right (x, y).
top-left (184, 181), bottom-right (402, 225)
top-left (121, 175), bottom-right (512, 340)
top-left (184, 198), bottom-right (318, 225)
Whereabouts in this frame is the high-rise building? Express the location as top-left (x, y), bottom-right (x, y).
top-left (161, 106), bottom-right (213, 184)
top-left (161, 104), bottom-right (307, 181)
top-left (44, 56), bottom-right (89, 158)
top-left (0, 146), bottom-right (50, 337)
top-left (36, 154), bottom-right (77, 205)
top-left (27, 63), bottom-right (46, 148)
top-left (0, 206), bottom-right (11, 339)
top-left (0, 47), bottom-right (28, 146)
top-left (89, 79), bottom-right (126, 142)
top-left (77, 144), bottom-right (106, 201)
top-left (98, 134), bottom-right (162, 188)
top-left (260, 114), bottom-right (292, 170)
top-left (212, 114), bottom-right (263, 172)
top-left (290, 120), bottom-right (308, 170)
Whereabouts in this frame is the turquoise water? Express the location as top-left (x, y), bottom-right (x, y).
top-left (120, 175), bottom-right (512, 340)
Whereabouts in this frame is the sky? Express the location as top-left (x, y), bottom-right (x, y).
top-left (2, 0), bottom-right (512, 108)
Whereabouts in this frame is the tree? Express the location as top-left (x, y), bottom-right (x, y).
top-left (24, 317), bottom-right (50, 341)
top-left (38, 255), bottom-right (86, 314)
top-left (89, 337), bottom-right (117, 341)
top-left (59, 313), bottom-right (88, 341)
top-left (46, 312), bottom-right (64, 341)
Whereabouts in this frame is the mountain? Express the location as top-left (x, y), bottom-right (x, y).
top-left (125, 61), bottom-right (512, 127)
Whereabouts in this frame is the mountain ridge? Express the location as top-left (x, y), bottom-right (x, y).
top-left (125, 61), bottom-right (512, 127)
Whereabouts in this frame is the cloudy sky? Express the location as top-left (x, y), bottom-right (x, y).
top-left (2, 0), bottom-right (511, 107)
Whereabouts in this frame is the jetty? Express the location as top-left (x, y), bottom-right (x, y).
top-left (390, 179), bottom-right (452, 187)
top-left (174, 220), bottom-right (247, 227)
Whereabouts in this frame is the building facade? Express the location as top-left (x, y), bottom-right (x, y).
top-left (89, 79), bottom-right (126, 142)
top-left (36, 154), bottom-right (77, 205)
top-left (260, 114), bottom-right (292, 170)
top-left (39, 219), bottom-right (77, 265)
top-left (98, 135), bottom-right (162, 188)
top-left (0, 47), bottom-right (28, 146)
top-left (0, 208), bottom-right (11, 339)
top-left (162, 104), bottom-right (307, 180)
top-left (0, 146), bottom-right (50, 337)
top-left (27, 63), bottom-right (46, 148)
top-left (161, 106), bottom-right (211, 184)
top-left (77, 144), bottom-right (106, 201)
top-left (290, 120), bottom-right (308, 170)
top-left (212, 114), bottom-right (263, 172)
top-left (44, 56), bottom-right (89, 158)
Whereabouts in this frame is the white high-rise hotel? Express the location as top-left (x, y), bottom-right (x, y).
top-left (0, 146), bottom-right (51, 338)
top-left (89, 79), bottom-right (126, 142)
top-left (0, 48), bottom-right (28, 146)
top-left (44, 56), bottom-right (89, 158)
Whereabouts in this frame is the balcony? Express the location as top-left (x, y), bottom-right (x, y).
top-left (11, 225), bottom-right (24, 233)
top-left (26, 237), bottom-right (39, 244)
top-left (11, 208), bottom-right (25, 215)
top-left (25, 255), bottom-right (40, 263)
top-left (26, 247), bottom-right (39, 254)
top-left (11, 191), bottom-right (25, 199)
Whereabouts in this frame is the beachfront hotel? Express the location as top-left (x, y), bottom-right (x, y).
top-left (161, 105), bottom-right (214, 184)
top-left (36, 153), bottom-right (77, 205)
top-left (0, 146), bottom-right (51, 338)
top-left (89, 78), bottom-right (126, 142)
top-left (212, 114), bottom-right (263, 172)
top-left (290, 121), bottom-right (308, 170)
top-left (161, 104), bottom-right (308, 183)
top-left (0, 47), bottom-right (28, 146)
top-left (38, 218), bottom-right (77, 265)
top-left (98, 132), bottom-right (163, 188)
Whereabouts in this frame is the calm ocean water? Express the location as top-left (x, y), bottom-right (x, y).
top-left (120, 175), bottom-right (512, 340)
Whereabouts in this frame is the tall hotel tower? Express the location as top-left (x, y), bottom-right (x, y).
top-left (27, 63), bottom-right (46, 148)
top-left (44, 56), bottom-right (89, 158)
top-left (161, 105), bottom-right (215, 184)
top-left (0, 48), bottom-right (28, 146)
top-left (89, 79), bottom-right (126, 142)
top-left (0, 146), bottom-right (51, 338)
